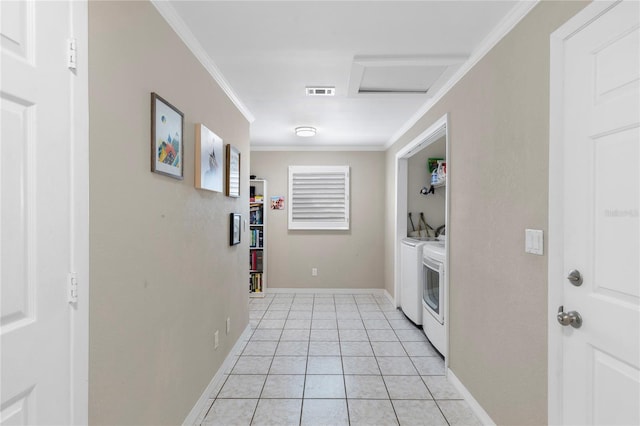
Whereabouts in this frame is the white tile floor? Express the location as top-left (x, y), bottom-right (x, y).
top-left (198, 292), bottom-right (482, 426)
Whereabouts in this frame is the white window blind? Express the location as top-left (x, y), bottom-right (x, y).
top-left (288, 165), bottom-right (350, 230)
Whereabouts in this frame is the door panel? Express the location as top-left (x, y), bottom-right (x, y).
top-left (592, 348), bottom-right (640, 425)
top-left (594, 129), bottom-right (639, 300)
top-left (0, 0), bottom-right (33, 63)
top-left (1, 97), bottom-right (35, 332)
top-left (0, 386), bottom-right (35, 425)
top-left (561, 1), bottom-right (640, 424)
top-left (594, 28), bottom-right (639, 102)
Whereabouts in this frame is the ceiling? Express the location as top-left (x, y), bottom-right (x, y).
top-left (164, 1), bottom-right (523, 149)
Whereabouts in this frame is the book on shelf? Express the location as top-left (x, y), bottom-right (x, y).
top-left (256, 251), bottom-right (263, 270)
top-left (249, 250), bottom-right (263, 271)
top-left (250, 250), bottom-right (263, 271)
top-left (249, 273), bottom-right (262, 293)
top-left (249, 209), bottom-right (263, 225)
top-left (250, 229), bottom-right (263, 248)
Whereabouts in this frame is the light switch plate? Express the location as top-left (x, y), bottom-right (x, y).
top-left (525, 229), bottom-right (544, 255)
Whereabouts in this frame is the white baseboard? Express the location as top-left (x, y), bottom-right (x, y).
top-left (447, 368), bottom-right (496, 426)
top-left (266, 287), bottom-right (388, 295)
top-left (183, 325), bottom-right (253, 425)
top-left (383, 288), bottom-right (395, 305)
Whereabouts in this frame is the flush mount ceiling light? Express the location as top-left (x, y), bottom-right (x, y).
top-left (295, 126), bottom-right (317, 137)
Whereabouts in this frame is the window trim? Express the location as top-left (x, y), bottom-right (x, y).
top-left (288, 165), bottom-right (350, 230)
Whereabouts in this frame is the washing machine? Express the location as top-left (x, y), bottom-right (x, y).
top-left (400, 237), bottom-right (428, 324)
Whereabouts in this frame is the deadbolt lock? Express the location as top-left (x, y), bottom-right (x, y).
top-left (567, 269), bottom-right (583, 286)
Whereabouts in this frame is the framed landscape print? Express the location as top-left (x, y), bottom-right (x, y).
top-left (195, 123), bottom-right (223, 192)
top-left (225, 144), bottom-right (241, 197)
top-left (151, 93), bottom-right (184, 179)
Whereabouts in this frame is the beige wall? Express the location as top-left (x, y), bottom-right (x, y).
top-left (251, 151), bottom-right (385, 290)
top-left (384, 1), bottom-right (588, 424)
top-left (89, 2), bottom-right (250, 424)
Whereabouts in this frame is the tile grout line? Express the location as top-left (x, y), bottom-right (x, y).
top-left (371, 295), bottom-right (401, 425)
top-left (336, 295), bottom-right (351, 426)
top-left (299, 294), bottom-right (314, 425)
top-left (249, 294), bottom-right (275, 425)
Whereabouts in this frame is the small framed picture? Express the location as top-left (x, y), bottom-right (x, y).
top-left (151, 93), bottom-right (184, 179)
top-left (230, 213), bottom-right (241, 245)
top-left (270, 196), bottom-right (285, 210)
top-left (195, 123), bottom-right (224, 192)
top-left (226, 144), bottom-right (241, 197)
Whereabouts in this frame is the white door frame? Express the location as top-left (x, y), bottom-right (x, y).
top-left (548, 2), bottom-right (621, 423)
top-left (69, 1), bottom-right (89, 423)
top-left (394, 113), bottom-right (449, 361)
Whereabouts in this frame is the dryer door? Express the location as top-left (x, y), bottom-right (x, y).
top-left (423, 256), bottom-right (444, 324)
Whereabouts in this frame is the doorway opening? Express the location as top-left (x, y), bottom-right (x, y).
top-left (394, 114), bottom-right (450, 362)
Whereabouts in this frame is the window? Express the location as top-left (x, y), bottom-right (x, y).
top-left (288, 165), bottom-right (350, 230)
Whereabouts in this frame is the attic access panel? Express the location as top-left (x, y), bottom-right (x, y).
top-left (348, 55), bottom-right (466, 96)
top-left (360, 65), bottom-right (447, 94)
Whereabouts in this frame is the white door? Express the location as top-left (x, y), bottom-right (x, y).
top-left (551, 1), bottom-right (639, 424)
top-left (1, 1), bottom-right (79, 423)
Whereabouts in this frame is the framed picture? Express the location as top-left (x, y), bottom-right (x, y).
top-left (195, 123), bottom-right (224, 192)
top-left (225, 144), bottom-right (241, 197)
top-left (270, 196), bottom-right (285, 210)
top-left (151, 93), bottom-right (184, 179)
top-left (230, 213), bottom-right (241, 245)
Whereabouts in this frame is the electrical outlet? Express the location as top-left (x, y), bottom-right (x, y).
top-left (214, 330), bottom-right (219, 349)
top-left (226, 317), bottom-right (231, 334)
top-left (311, 268), bottom-right (318, 277)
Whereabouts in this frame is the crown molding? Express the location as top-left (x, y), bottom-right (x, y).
top-left (385, 0), bottom-right (539, 149)
top-left (151, 0), bottom-right (255, 123)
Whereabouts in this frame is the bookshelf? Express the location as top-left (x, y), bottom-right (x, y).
top-left (249, 179), bottom-right (267, 297)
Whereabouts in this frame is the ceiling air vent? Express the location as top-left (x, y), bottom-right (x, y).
top-left (306, 87), bottom-right (335, 96)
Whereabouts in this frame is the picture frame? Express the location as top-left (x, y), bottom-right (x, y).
top-left (151, 93), bottom-right (184, 179)
top-left (270, 196), bottom-right (285, 210)
top-left (230, 213), bottom-right (241, 245)
top-left (195, 123), bottom-right (224, 192)
top-left (225, 144), bottom-right (241, 197)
